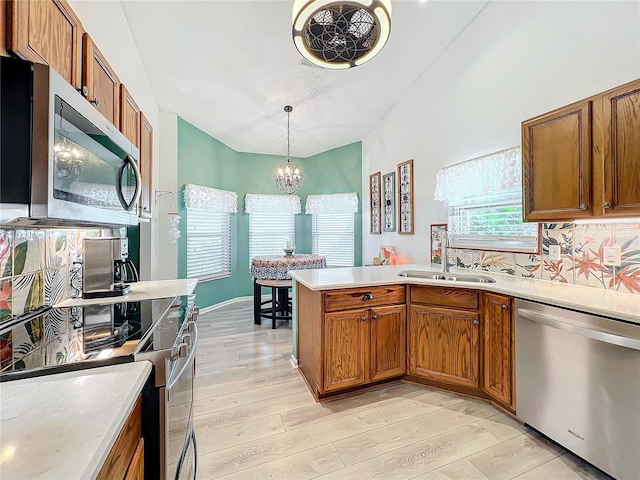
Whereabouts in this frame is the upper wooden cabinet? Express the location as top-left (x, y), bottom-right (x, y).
top-left (120, 85), bottom-right (140, 147)
top-left (483, 292), bottom-right (514, 411)
top-left (595, 79), bottom-right (640, 217)
top-left (7, 0), bottom-right (83, 88)
top-left (523, 78), bottom-right (640, 221)
top-left (82, 33), bottom-right (120, 127)
top-left (139, 112), bottom-right (153, 218)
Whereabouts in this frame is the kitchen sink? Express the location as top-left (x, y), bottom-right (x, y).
top-left (397, 270), bottom-right (496, 283)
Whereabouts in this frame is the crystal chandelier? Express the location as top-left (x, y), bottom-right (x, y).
top-left (274, 105), bottom-right (304, 194)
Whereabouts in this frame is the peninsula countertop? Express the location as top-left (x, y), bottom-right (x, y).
top-left (289, 264), bottom-right (640, 325)
top-left (54, 278), bottom-right (198, 308)
top-left (0, 361), bottom-right (152, 480)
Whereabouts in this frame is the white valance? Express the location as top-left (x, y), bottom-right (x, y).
top-left (305, 193), bottom-right (358, 214)
top-left (434, 146), bottom-right (522, 202)
top-left (184, 184), bottom-right (237, 213)
top-left (244, 194), bottom-right (301, 214)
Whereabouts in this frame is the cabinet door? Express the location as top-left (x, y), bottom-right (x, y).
top-left (323, 309), bottom-right (368, 392)
top-left (595, 78), bottom-right (640, 217)
top-left (124, 438), bottom-right (144, 480)
top-left (7, 0), bottom-right (83, 88)
top-left (408, 305), bottom-right (480, 388)
top-left (1, 2), bottom-right (8, 56)
top-left (370, 305), bottom-right (406, 382)
top-left (139, 112), bottom-right (153, 218)
top-left (82, 33), bottom-right (120, 127)
top-left (120, 85), bottom-right (140, 147)
top-left (522, 100), bottom-right (592, 221)
top-left (483, 293), bottom-right (514, 409)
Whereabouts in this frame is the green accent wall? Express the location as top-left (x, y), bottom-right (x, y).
top-left (176, 117), bottom-right (362, 309)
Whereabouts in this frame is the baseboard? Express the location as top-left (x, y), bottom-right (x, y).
top-left (290, 354), bottom-right (298, 368)
top-left (199, 295), bottom-right (253, 314)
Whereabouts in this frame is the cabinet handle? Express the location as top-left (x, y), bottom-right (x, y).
top-left (579, 204), bottom-right (588, 211)
top-left (473, 320), bottom-right (480, 325)
top-left (361, 316), bottom-right (367, 321)
top-left (77, 86), bottom-right (89, 97)
top-left (90, 98), bottom-right (100, 107)
top-left (372, 314), bottom-right (378, 320)
top-left (603, 202), bottom-right (612, 209)
top-left (501, 304), bottom-right (508, 311)
top-left (362, 293), bottom-right (374, 301)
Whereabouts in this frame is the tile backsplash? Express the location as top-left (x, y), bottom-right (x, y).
top-left (433, 223), bottom-right (640, 295)
top-left (0, 229), bottom-right (103, 323)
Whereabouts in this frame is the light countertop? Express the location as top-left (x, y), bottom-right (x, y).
top-left (0, 361), bottom-right (152, 480)
top-left (54, 278), bottom-right (198, 308)
top-left (289, 264), bottom-right (640, 325)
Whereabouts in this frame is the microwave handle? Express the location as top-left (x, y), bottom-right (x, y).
top-left (116, 154), bottom-right (143, 212)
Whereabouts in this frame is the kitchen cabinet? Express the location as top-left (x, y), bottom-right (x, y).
top-left (82, 33), bottom-right (120, 127)
top-left (1, 1), bottom-right (8, 56)
top-left (523, 77), bottom-right (640, 221)
top-left (6, 0), bottom-right (83, 88)
top-left (483, 292), bottom-right (514, 410)
top-left (97, 395), bottom-right (144, 480)
top-left (139, 112), bottom-right (153, 218)
top-left (407, 286), bottom-right (480, 389)
top-left (298, 284), bottom-right (405, 399)
top-left (120, 84), bottom-right (141, 147)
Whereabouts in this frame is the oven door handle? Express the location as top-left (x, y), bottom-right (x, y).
top-left (167, 322), bottom-right (198, 391)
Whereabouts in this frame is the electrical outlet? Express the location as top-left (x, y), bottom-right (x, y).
top-left (549, 245), bottom-right (561, 262)
top-left (603, 246), bottom-right (622, 266)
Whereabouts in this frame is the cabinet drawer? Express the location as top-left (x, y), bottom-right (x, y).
top-left (97, 396), bottom-right (142, 480)
top-left (410, 285), bottom-right (479, 310)
top-left (324, 285), bottom-right (405, 313)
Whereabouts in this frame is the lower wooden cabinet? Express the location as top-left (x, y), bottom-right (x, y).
top-left (124, 438), bottom-right (144, 480)
top-left (407, 305), bottom-right (480, 388)
top-left (483, 292), bottom-right (514, 409)
top-left (323, 305), bottom-right (407, 393)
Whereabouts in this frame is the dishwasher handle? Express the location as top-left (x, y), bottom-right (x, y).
top-left (518, 308), bottom-right (640, 351)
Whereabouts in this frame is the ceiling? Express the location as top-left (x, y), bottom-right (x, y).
top-left (121, 0), bottom-right (489, 158)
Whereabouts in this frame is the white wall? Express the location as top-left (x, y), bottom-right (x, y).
top-left (362, 1), bottom-right (640, 265)
top-left (68, 0), bottom-right (162, 279)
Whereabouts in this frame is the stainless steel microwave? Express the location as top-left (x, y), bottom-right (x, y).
top-left (0, 56), bottom-right (141, 227)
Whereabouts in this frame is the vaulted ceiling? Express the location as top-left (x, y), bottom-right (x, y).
top-left (121, 0), bottom-right (489, 157)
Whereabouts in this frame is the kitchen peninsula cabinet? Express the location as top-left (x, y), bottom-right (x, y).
top-left (523, 77), bottom-right (640, 221)
top-left (407, 285), bottom-right (480, 389)
top-left (7, 0), bottom-right (83, 88)
top-left (82, 33), bottom-right (120, 127)
top-left (298, 284), bottom-right (405, 399)
top-left (483, 292), bottom-right (515, 411)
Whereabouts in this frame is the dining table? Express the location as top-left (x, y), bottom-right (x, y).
top-left (250, 253), bottom-right (327, 280)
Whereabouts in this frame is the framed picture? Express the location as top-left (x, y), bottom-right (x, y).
top-left (369, 172), bottom-right (381, 234)
top-left (382, 172), bottom-right (396, 232)
top-left (430, 224), bottom-right (447, 264)
top-left (398, 159), bottom-right (414, 234)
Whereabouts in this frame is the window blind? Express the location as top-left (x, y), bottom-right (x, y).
top-left (249, 213), bottom-right (295, 261)
top-left (312, 213), bottom-right (355, 267)
top-left (186, 209), bottom-right (231, 280)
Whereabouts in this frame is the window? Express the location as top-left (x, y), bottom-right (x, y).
top-left (306, 193), bottom-right (359, 267)
top-left (435, 147), bottom-right (539, 253)
top-left (312, 213), bottom-right (355, 266)
top-left (184, 184), bottom-right (237, 281)
top-left (245, 194), bottom-right (301, 261)
top-left (186, 209), bottom-right (231, 279)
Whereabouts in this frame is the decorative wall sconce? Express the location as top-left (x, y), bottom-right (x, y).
top-left (155, 189), bottom-right (181, 244)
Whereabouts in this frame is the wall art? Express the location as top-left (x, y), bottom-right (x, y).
top-left (382, 172), bottom-right (396, 232)
top-left (430, 224), bottom-right (447, 264)
top-left (398, 159), bottom-right (414, 234)
top-left (369, 172), bottom-right (381, 234)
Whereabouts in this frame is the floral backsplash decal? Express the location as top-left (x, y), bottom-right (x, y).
top-left (432, 223), bottom-right (640, 295)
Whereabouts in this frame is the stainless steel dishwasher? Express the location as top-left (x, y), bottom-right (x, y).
top-left (515, 299), bottom-right (640, 480)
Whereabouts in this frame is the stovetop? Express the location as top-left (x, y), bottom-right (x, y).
top-left (0, 295), bottom-right (193, 378)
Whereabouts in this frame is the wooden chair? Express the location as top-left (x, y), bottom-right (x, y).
top-left (253, 278), bottom-right (292, 329)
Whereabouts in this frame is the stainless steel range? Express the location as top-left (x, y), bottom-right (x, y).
top-left (0, 295), bottom-right (199, 480)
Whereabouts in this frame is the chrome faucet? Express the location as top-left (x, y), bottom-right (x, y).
top-left (441, 232), bottom-right (450, 273)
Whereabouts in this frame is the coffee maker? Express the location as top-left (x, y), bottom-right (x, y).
top-left (83, 238), bottom-right (137, 299)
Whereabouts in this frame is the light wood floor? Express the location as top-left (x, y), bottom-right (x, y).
top-left (193, 300), bottom-right (610, 480)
